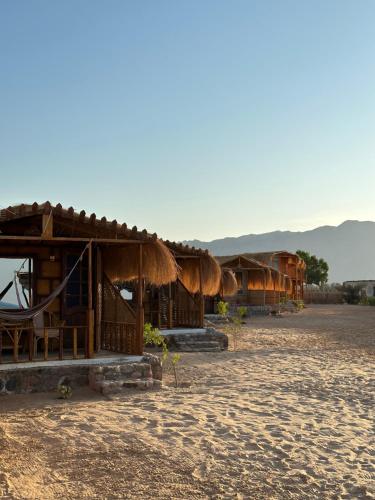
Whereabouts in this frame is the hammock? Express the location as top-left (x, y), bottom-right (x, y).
top-left (0, 281), bottom-right (13, 302)
top-left (0, 243), bottom-right (90, 323)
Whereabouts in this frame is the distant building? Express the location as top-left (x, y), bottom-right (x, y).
top-left (343, 280), bottom-right (375, 297)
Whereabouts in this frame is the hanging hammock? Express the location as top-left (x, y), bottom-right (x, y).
top-left (0, 243), bottom-right (90, 323)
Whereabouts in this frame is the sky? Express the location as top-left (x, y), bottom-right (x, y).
top-left (1, 0), bottom-right (375, 243)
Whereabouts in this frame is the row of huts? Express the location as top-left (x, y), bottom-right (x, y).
top-left (0, 202), bottom-right (304, 365)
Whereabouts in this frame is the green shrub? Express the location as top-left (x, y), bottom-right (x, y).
top-left (367, 296), bottom-right (375, 306)
top-left (236, 306), bottom-right (248, 319)
top-left (144, 322), bottom-right (169, 364)
top-left (217, 300), bottom-right (229, 317)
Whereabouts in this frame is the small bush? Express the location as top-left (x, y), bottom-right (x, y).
top-left (217, 300), bottom-right (229, 317)
top-left (367, 296), bottom-right (375, 306)
top-left (144, 322), bottom-right (169, 364)
top-left (236, 306), bottom-right (248, 319)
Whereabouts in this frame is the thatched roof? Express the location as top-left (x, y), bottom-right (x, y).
top-left (102, 239), bottom-right (178, 286)
top-left (0, 202), bottom-right (179, 287)
top-left (0, 201), bottom-right (158, 241)
top-left (163, 241), bottom-right (221, 296)
top-left (176, 254), bottom-right (221, 296)
top-left (222, 269), bottom-right (237, 296)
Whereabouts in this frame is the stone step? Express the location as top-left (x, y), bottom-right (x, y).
top-left (88, 358), bottom-right (162, 396)
top-left (171, 340), bottom-right (222, 352)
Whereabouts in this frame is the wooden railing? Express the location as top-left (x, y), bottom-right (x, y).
top-left (101, 321), bottom-right (139, 355)
top-left (0, 325), bottom-right (88, 364)
top-left (176, 309), bottom-right (201, 328)
top-left (174, 279), bottom-right (204, 328)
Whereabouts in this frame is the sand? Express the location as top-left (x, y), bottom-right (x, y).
top-left (0, 304), bottom-right (374, 499)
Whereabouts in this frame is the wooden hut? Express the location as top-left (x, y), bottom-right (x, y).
top-left (245, 251), bottom-right (305, 300)
top-left (214, 255), bottom-right (290, 308)
top-left (142, 241), bottom-right (221, 329)
top-left (0, 202), bottom-right (177, 364)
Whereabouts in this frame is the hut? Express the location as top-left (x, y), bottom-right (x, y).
top-left (141, 241), bottom-right (222, 329)
top-left (214, 254), bottom-right (290, 308)
top-left (0, 202), bottom-right (177, 364)
top-left (245, 251), bottom-right (305, 300)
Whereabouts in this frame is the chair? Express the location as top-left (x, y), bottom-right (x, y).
top-left (33, 312), bottom-right (62, 356)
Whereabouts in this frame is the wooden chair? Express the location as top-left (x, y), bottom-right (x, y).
top-left (33, 312), bottom-right (64, 355)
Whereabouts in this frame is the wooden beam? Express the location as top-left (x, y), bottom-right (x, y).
top-left (0, 235), bottom-right (146, 244)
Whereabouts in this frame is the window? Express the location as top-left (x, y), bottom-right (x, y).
top-left (0, 257), bottom-right (33, 309)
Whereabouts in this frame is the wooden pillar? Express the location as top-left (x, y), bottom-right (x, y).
top-left (168, 283), bottom-right (173, 329)
top-left (95, 246), bottom-right (102, 352)
top-left (263, 269), bottom-right (266, 306)
top-left (87, 241), bottom-right (94, 358)
top-left (28, 258), bottom-right (32, 307)
top-left (198, 257), bottom-right (204, 328)
top-left (136, 243), bottom-right (144, 354)
top-left (273, 273), bottom-right (276, 306)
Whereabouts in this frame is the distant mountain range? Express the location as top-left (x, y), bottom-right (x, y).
top-left (0, 301), bottom-right (17, 309)
top-left (184, 220), bottom-right (375, 283)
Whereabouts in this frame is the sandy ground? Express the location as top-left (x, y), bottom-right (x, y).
top-left (0, 305), bottom-right (374, 499)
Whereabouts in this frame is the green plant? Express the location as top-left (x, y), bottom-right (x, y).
top-left (217, 300), bottom-right (229, 318)
top-left (171, 353), bottom-right (181, 387)
top-left (57, 384), bottom-right (72, 399)
top-left (292, 300), bottom-right (305, 311)
top-left (227, 315), bottom-right (242, 351)
top-left (296, 250), bottom-right (329, 286)
top-left (367, 296), bottom-right (375, 306)
top-left (236, 306), bottom-right (248, 319)
top-left (144, 322), bottom-right (169, 364)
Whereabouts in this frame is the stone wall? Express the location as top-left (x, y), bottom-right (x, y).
top-left (0, 354), bottom-right (162, 396)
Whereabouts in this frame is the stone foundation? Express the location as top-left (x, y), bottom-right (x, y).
top-left (0, 354), bottom-right (162, 396)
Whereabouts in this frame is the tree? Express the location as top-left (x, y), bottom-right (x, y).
top-left (296, 250), bottom-right (329, 287)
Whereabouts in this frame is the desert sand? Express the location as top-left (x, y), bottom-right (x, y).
top-left (0, 305), bottom-right (374, 499)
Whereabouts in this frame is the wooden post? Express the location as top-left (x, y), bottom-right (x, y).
top-left (87, 241), bottom-right (94, 358)
top-left (73, 328), bottom-right (78, 359)
top-left (59, 328), bottom-right (63, 360)
top-left (263, 270), bottom-right (266, 306)
top-left (28, 328), bottom-right (33, 361)
top-left (136, 243), bottom-right (144, 354)
top-left (198, 257), bottom-right (204, 328)
top-left (44, 328), bottom-right (48, 360)
top-left (28, 258), bottom-right (32, 307)
top-left (13, 329), bottom-right (19, 363)
top-left (95, 246), bottom-right (102, 352)
top-left (168, 283), bottom-right (173, 329)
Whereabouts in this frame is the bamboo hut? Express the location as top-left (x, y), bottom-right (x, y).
top-left (142, 241), bottom-right (222, 329)
top-left (214, 254), bottom-right (291, 307)
top-left (204, 267), bottom-right (237, 314)
top-left (244, 251), bottom-right (305, 300)
top-left (0, 202), bottom-right (177, 364)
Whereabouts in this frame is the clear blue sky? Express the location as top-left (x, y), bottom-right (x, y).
top-left (1, 0), bottom-right (374, 242)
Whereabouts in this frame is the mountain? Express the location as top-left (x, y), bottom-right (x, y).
top-left (183, 220), bottom-right (375, 283)
top-left (0, 301), bottom-right (17, 309)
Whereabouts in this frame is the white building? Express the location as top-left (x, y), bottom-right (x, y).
top-left (343, 280), bottom-right (375, 297)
